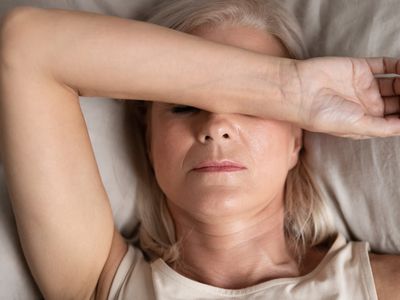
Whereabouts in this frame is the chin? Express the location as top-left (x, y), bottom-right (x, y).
top-left (179, 188), bottom-right (257, 218)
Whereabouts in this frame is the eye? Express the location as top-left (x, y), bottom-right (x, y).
top-left (170, 105), bottom-right (201, 114)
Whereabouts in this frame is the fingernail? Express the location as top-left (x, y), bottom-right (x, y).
top-left (374, 74), bottom-right (400, 79)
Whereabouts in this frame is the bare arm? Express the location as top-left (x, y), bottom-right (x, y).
top-left (370, 253), bottom-right (400, 299)
top-left (1, 7), bottom-right (120, 298)
top-left (4, 7), bottom-right (399, 134)
top-left (2, 6), bottom-right (289, 117)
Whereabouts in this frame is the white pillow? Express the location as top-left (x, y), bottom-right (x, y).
top-left (1, 0), bottom-right (399, 298)
top-left (283, 0), bottom-right (400, 254)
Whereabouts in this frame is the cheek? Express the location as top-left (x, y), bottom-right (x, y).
top-left (150, 120), bottom-right (191, 197)
top-left (249, 122), bottom-right (293, 186)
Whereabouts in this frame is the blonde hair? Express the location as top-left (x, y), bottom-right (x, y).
top-left (123, 0), bottom-right (336, 267)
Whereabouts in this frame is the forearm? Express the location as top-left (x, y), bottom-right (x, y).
top-left (1, 6), bottom-right (295, 120)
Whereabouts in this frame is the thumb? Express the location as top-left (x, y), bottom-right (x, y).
top-left (354, 114), bottom-right (400, 137)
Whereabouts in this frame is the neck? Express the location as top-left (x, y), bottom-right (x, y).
top-left (167, 196), bottom-right (301, 289)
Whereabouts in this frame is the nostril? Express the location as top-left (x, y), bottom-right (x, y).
top-left (203, 133), bottom-right (229, 141)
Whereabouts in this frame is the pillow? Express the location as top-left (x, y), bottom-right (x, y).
top-left (1, 0), bottom-right (399, 298)
top-left (282, 0), bottom-right (400, 254)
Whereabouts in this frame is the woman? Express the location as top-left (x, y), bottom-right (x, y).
top-left (0, 0), bottom-right (399, 299)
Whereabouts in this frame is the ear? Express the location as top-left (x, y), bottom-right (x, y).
top-left (288, 127), bottom-right (303, 170)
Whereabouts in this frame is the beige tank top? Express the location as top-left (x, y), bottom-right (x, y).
top-left (107, 234), bottom-right (378, 299)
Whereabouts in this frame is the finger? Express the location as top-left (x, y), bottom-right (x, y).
top-left (365, 57), bottom-right (400, 74)
top-left (350, 135), bottom-right (374, 140)
top-left (384, 96), bottom-right (400, 115)
top-left (355, 114), bottom-right (400, 137)
top-left (331, 133), bottom-right (373, 140)
top-left (378, 77), bottom-right (400, 97)
top-left (355, 135), bottom-right (375, 140)
top-left (363, 79), bottom-right (385, 117)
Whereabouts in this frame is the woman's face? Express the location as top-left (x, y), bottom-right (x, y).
top-left (148, 25), bottom-right (302, 222)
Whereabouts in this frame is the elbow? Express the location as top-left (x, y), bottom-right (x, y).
top-left (0, 6), bottom-right (44, 67)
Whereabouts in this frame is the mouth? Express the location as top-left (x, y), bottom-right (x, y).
top-left (192, 160), bottom-right (246, 172)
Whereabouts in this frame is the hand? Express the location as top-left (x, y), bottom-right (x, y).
top-left (291, 57), bottom-right (400, 139)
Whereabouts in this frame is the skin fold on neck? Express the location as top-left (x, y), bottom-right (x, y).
top-left (166, 189), bottom-right (326, 289)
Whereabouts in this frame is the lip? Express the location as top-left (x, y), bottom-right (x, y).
top-left (192, 160), bottom-right (246, 172)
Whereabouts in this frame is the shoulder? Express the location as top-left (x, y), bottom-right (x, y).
top-left (369, 252), bottom-right (400, 299)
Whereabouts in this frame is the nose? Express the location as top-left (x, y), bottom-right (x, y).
top-left (197, 112), bottom-right (238, 143)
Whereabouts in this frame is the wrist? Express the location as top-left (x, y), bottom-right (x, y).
top-left (219, 54), bottom-right (299, 122)
top-left (266, 56), bottom-right (301, 124)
